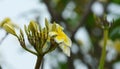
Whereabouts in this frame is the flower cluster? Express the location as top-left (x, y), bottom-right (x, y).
top-left (2, 18), bottom-right (72, 56)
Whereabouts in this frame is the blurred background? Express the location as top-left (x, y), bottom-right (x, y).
top-left (0, 0), bottom-right (120, 69)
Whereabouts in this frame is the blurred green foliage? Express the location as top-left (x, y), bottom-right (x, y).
top-left (111, 0), bottom-right (120, 4)
top-left (110, 18), bottom-right (120, 40)
top-left (58, 62), bottom-right (68, 69)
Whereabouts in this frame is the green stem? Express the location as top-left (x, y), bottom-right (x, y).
top-left (98, 29), bottom-right (108, 69)
top-left (35, 56), bottom-right (43, 69)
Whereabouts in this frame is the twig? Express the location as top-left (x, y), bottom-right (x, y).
top-left (0, 32), bottom-right (8, 45)
top-left (0, 65), bottom-right (2, 69)
top-left (69, 0), bottom-right (96, 69)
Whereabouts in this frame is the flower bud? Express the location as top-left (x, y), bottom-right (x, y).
top-left (0, 18), bottom-right (11, 27)
top-left (28, 20), bottom-right (38, 33)
top-left (45, 18), bottom-right (49, 31)
top-left (3, 24), bottom-right (16, 36)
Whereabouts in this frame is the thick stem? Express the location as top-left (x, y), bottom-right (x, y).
top-left (35, 56), bottom-right (43, 69)
top-left (98, 29), bottom-right (108, 69)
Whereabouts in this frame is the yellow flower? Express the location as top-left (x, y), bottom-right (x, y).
top-left (49, 23), bottom-right (72, 56)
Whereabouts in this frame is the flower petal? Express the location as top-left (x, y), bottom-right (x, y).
top-left (55, 36), bottom-right (64, 43)
top-left (58, 30), bottom-right (72, 47)
top-left (49, 32), bottom-right (57, 37)
top-left (59, 44), bottom-right (70, 56)
top-left (56, 23), bottom-right (64, 30)
top-left (64, 36), bottom-right (72, 47)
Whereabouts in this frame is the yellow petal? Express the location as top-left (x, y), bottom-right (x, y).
top-left (58, 30), bottom-right (72, 47)
top-left (59, 44), bottom-right (70, 56)
top-left (55, 36), bottom-right (64, 43)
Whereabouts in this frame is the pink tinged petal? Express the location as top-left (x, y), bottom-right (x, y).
top-left (59, 44), bottom-right (70, 56)
top-left (54, 36), bottom-right (64, 43)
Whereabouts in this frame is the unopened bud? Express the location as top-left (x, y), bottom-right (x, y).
top-left (28, 20), bottom-right (38, 33)
top-left (3, 24), bottom-right (16, 36)
top-left (0, 18), bottom-right (11, 27)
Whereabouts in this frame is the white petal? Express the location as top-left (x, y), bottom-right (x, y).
top-left (64, 36), bottom-right (72, 47)
top-left (56, 24), bottom-right (64, 30)
top-left (49, 32), bottom-right (57, 37)
top-left (59, 44), bottom-right (70, 56)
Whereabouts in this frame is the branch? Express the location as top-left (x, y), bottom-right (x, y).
top-left (71, 0), bottom-right (96, 39)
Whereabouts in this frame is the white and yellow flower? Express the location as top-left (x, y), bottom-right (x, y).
top-left (49, 23), bottom-right (72, 56)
